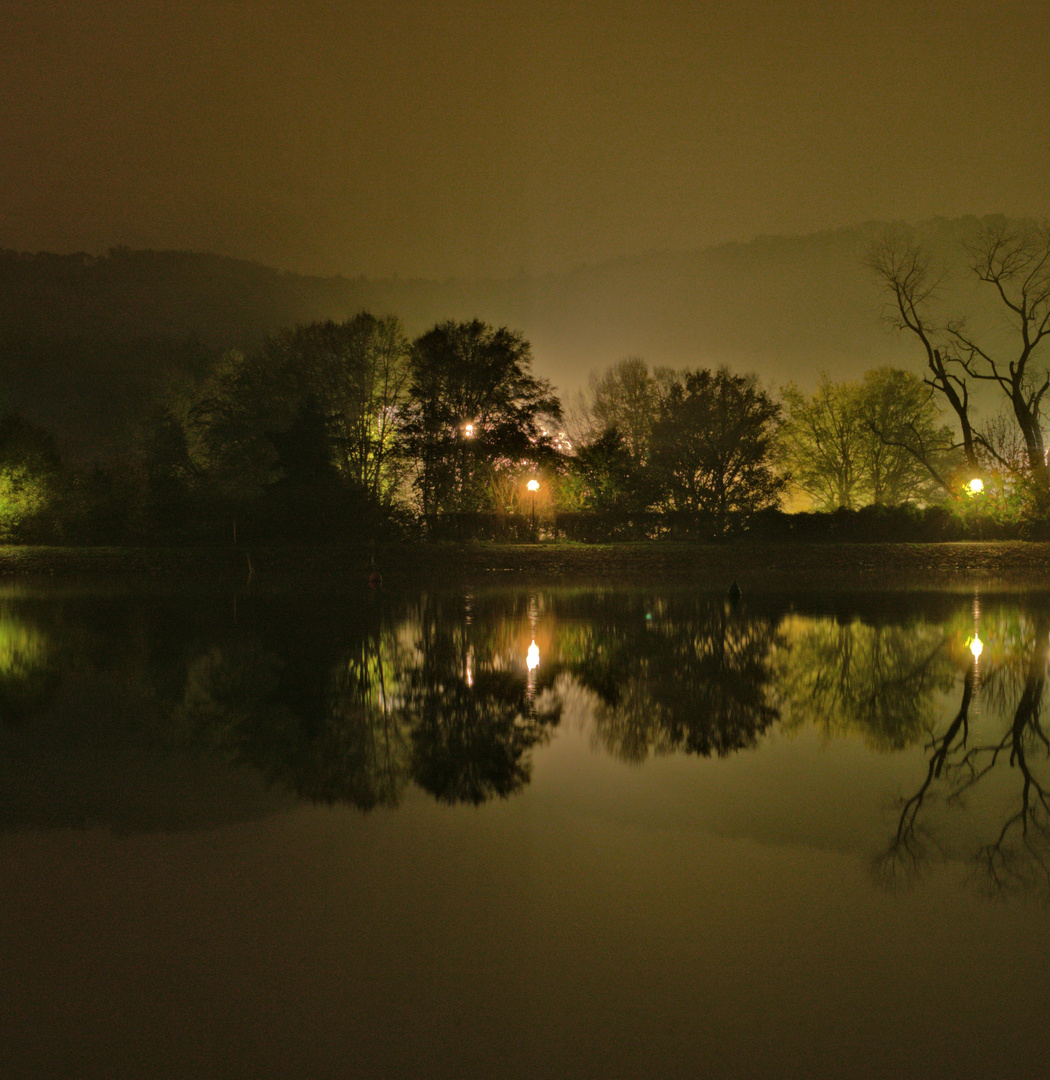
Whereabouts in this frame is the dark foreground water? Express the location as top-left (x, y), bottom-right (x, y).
top-left (3, 578), bottom-right (1050, 1079)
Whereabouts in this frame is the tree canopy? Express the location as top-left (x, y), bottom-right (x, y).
top-left (403, 319), bottom-right (561, 519)
top-left (779, 368), bottom-right (955, 510)
top-left (649, 367), bottom-right (785, 534)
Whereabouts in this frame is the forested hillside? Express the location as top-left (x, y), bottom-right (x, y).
top-left (0, 217), bottom-right (1018, 456)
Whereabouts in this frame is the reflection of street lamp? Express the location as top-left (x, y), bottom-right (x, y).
top-left (527, 478), bottom-right (539, 534)
top-left (526, 639), bottom-right (539, 671)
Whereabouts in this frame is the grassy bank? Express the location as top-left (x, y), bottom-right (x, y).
top-left (3, 540), bottom-right (1050, 591)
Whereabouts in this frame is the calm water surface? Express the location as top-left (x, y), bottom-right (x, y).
top-left (2, 580), bottom-right (1050, 1079)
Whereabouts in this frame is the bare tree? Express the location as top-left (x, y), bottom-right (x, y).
top-left (952, 221), bottom-right (1050, 496)
top-left (869, 220), bottom-right (1050, 505)
top-left (867, 231), bottom-right (980, 474)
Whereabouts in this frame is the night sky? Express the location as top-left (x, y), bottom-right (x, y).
top-left (2, 0), bottom-right (1048, 279)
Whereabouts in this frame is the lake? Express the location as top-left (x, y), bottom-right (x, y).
top-left (2, 576), bottom-right (1050, 1079)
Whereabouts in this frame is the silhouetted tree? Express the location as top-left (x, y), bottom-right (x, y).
top-left (176, 313), bottom-right (411, 539)
top-left (561, 428), bottom-right (648, 512)
top-left (584, 356), bottom-right (674, 465)
top-left (649, 367), bottom-right (784, 534)
top-left (280, 313), bottom-right (412, 505)
top-left (869, 221), bottom-right (1050, 506)
top-left (403, 319), bottom-right (561, 522)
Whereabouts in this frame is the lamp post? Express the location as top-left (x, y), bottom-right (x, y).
top-left (527, 478), bottom-right (539, 536)
top-left (966, 477), bottom-right (985, 540)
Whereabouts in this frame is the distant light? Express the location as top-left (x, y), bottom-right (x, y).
top-left (968, 478), bottom-right (984, 495)
top-left (464, 423), bottom-right (474, 438)
top-left (970, 634), bottom-right (983, 660)
top-left (526, 640), bottom-right (540, 671)
top-left (527, 479), bottom-right (539, 492)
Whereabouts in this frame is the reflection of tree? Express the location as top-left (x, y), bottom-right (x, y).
top-left (880, 609), bottom-right (1050, 896)
top-left (776, 616), bottom-right (955, 750)
top-left (556, 596), bottom-right (781, 763)
top-left (0, 606), bottom-right (57, 728)
top-left (319, 637), bottom-right (411, 809)
top-left (400, 595), bottom-right (559, 804)
top-left (175, 592), bottom-right (560, 809)
top-left (179, 629), bottom-right (413, 811)
top-left (406, 672), bottom-right (541, 803)
top-left (876, 666), bottom-right (976, 888)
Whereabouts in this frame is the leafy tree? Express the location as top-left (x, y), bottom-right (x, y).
top-left (779, 368), bottom-right (955, 510)
top-left (0, 412), bottom-right (63, 540)
top-left (177, 313), bottom-right (412, 539)
top-left (779, 377), bottom-right (866, 510)
top-left (275, 313), bottom-right (412, 505)
top-left (182, 347), bottom-right (291, 538)
top-left (649, 367), bottom-right (784, 534)
top-left (585, 356), bottom-right (673, 465)
top-left (561, 427), bottom-right (645, 511)
top-left (403, 319), bottom-right (561, 520)
top-left (858, 367), bottom-right (957, 504)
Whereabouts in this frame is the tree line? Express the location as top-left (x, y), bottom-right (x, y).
top-left (1, 219), bottom-right (1048, 544)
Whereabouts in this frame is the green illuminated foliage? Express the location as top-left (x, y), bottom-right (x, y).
top-left (0, 413), bottom-right (61, 540)
top-left (779, 368), bottom-right (955, 510)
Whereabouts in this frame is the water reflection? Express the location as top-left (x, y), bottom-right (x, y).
top-left (0, 603), bottom-right (57, 728)
top-left (776, 615), bottom-right (955, 750)
top-left (880, 603), bottom-right (1050, 896)
top-left (543, 593), bottom-right (782, 761)
top-left (2, 584), bottom-right (1050, 895)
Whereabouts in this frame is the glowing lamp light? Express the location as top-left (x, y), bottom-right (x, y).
top-left (970, 634), bottom-right (983, 660)
top-left (526, 640), bottom-right (540, 671)
top-left (967, 478), bottom-right (984, 495)
top-left (527, 479), bottom-right (540, 492)
top-left (464, 423), bottom-right (474, 438)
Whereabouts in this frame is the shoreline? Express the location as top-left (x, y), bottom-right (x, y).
top-left (3, 540), bottom-right (1050, 590)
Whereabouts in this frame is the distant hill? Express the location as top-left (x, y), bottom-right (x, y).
top-left (0, 217), bottom-right (1023, 457)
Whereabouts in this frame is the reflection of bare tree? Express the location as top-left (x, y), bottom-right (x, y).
top-left (777, 616), bottom-right (955, 750)
top-left (881, 611), bottom-right (1050, 896)
top-left (874, 666), bottom-right (975, 889)
top-left (970, 618), bottom-right (1050, 894)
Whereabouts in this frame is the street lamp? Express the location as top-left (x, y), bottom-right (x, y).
top-left (527, 478), bottom-right (539, 534)
top-left (967, 477), bottom-right (984, 495)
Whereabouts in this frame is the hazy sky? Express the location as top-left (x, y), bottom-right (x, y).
top-left (2, 0), bottom-right (1047, 279)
